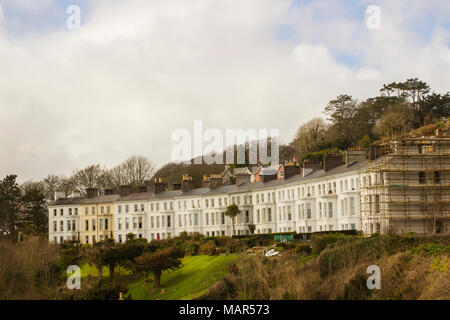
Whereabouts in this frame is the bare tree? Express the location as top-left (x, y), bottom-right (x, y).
top-left (290, 117), bottom-right (329, 159)
top-left (42, 174), bottom-right (63, 200)
top-left (112, 156), bottom-right (155, 188)
top-left (72, 164), bottom-right (109, 194)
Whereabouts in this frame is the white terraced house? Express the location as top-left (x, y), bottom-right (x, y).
top-left (48, 143), bottom-right (450, 244)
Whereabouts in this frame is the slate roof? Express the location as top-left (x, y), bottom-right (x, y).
top-left (49, 160), bottom-right (367, 205)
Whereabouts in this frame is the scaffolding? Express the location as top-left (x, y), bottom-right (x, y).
top-left (359, 130), bottom-right (450, 235)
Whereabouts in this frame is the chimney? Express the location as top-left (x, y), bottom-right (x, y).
top-left (153, 177), bottom-right (168, 194)
top-left (104, 189), bottom-right (113, 195)
top-left (172, 182), bottom-right (181, 190)
top-left (283, 162), bottom-right (301, 180)
top-left (181, 174), bottom-right (195, 192)
top-left (54, 191), bottom-right (66, 201)
top-left (119, 185), bottom-right (132, 197)
top-left (236, 173), bottom-right (251, 186)
top-left (68, 190), bottom-right (81, 198)
top-left (203, 174), bottom-right (223, 189)
top-left (323, 153), bottom-right (345, 172)
top-left (138, 186), bottom-right (148, 193)
top-left (345, 149), bottom-right (367, 165)
top-left (86, 187), bottom-right (98, 199)
top-left (303, 159), bottom-right (322, 170)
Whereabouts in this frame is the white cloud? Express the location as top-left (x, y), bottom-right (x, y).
top-left (0, 0), bottom-right (448, 181)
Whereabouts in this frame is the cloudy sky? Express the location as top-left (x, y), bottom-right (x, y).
top-left (0, 0), bottom-right (449, 182)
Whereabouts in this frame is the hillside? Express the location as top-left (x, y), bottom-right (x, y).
top-left (201, 233), bottom-right (450, 300)
top-left (127, 255), bottom-right (239, 300)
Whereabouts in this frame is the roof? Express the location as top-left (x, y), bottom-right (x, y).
top-left (80, 194), bottom-right (121, 204)
top-left (260, 166), bottom-right (278, 175)
top-left (231, 167), bottom-right (250, 175)
top-left (49, 160), bottom-right (366, 205)
top-left (51, 197), bottom-right (82, 206)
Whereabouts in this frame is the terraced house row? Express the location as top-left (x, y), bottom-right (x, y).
top-left (48, 131), bottom-right (450, 244)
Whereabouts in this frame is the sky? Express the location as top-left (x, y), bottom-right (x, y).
top-left (0, 0), bottom-right (449, 182)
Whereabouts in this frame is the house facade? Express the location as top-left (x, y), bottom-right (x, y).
top-left (48, 143), bottom-right (450, 244)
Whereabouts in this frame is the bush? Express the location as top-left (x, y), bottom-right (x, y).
top-left (84, 283), bottom-right (129, 300)
top-left (295, 243), bottom-right (312, 255)
top-left (183, 242), bottom-right (199, 256)
top-left (199, 241), bottom-right (217, 256)
top-left (311, 233), bottom-right (353, 254)
top-left (276, 242), bottom-right (296, 251)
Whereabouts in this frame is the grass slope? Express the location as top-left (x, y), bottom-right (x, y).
top-left (128, 254), bottom-right (239, 300)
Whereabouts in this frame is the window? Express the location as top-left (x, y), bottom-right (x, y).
top-left (105, 218), bottom-right (109, 230)
top-left (375, 195), bottom-right (380, 213)
top-left (125, 205), bottom-right (129, 213)
top-left (319, 202), bottom-right (322, 218)
top-left (245, 210), bottom-right (249, 223)
top-left (85, 220), bottom-right (89, 231)
top-left (118, 218), bottom-right (122, 230)
top-left (85, 236), bottom-right (89, 244)
top-left (328, 202), bottom-right (333, 218)
top-left (53, 209), bottom-right (57, 217)
top-left (107, 206), bottom-right (111, 214)
top-left (419, 172), bottom-right (426, 184)
top-left (350, 198), bottom-right (355, 216)
top-left (91, 207), bottom-right (95, 214)
top-left (92, 219), bottom-right (96, 231)
top-left (69, 208), bottom-right (72, 215)
top-left (167, 215), bottom-right (171, 228)
top-left (118, 205), bottom-right (122, 213)
top-left (268, 208), bottom-right (272, 222)
top-left (60, 209), bottom-right (63, 216)
top-left (118, 235), bottom-right (122, 243)
top-left (194, 213), bottom-right (198, 226)
top-left (75, 208), bottom-right (78, 215)
top-left (134, 204), bottom-right (139, 212)
top-left (101, 206), bottom-right (104, 214)
top-left (306, 204), bottom-right (311, 219)
top-left (434, 172), bottom-right (440, 184)
top-left (53, 221), bottom-right (57, 232)
top-left (221, 212), bottom-right (225, 224)
top-left (85, 207), bottom-right (88, 215)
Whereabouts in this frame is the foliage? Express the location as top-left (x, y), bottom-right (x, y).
top-left (358, 134), bottom-right (371, 149)
top-left (134, 246), bottom-right (185, 288)
top-left (225, 204), bottom-right (240, 236)
top-left (128, 255), bottom-right (239, 300)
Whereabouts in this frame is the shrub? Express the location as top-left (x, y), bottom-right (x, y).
top-left (183, 242), bottom-right (199, 256)
top-left (84, 283), bottom-right (129, 300)
top-left (199, 242), bottom-right (217, 256)
top-left (311, 233), bottom-right (352, 254)
top-left (276, 242), bottom-right (296, 251)
top-left (295, 243), bottom-right (312, 255)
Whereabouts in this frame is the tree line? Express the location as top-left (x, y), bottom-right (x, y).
top-left (0, 156), bottom-right (155, 241)
top-left (289, 78), bottom-right (449, 161)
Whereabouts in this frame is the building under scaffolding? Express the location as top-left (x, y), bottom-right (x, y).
top-left (360, 125), bottom-right (450, 235)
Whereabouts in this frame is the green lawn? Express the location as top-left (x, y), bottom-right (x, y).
top-left (128, 254), bottom-right (239, 300)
